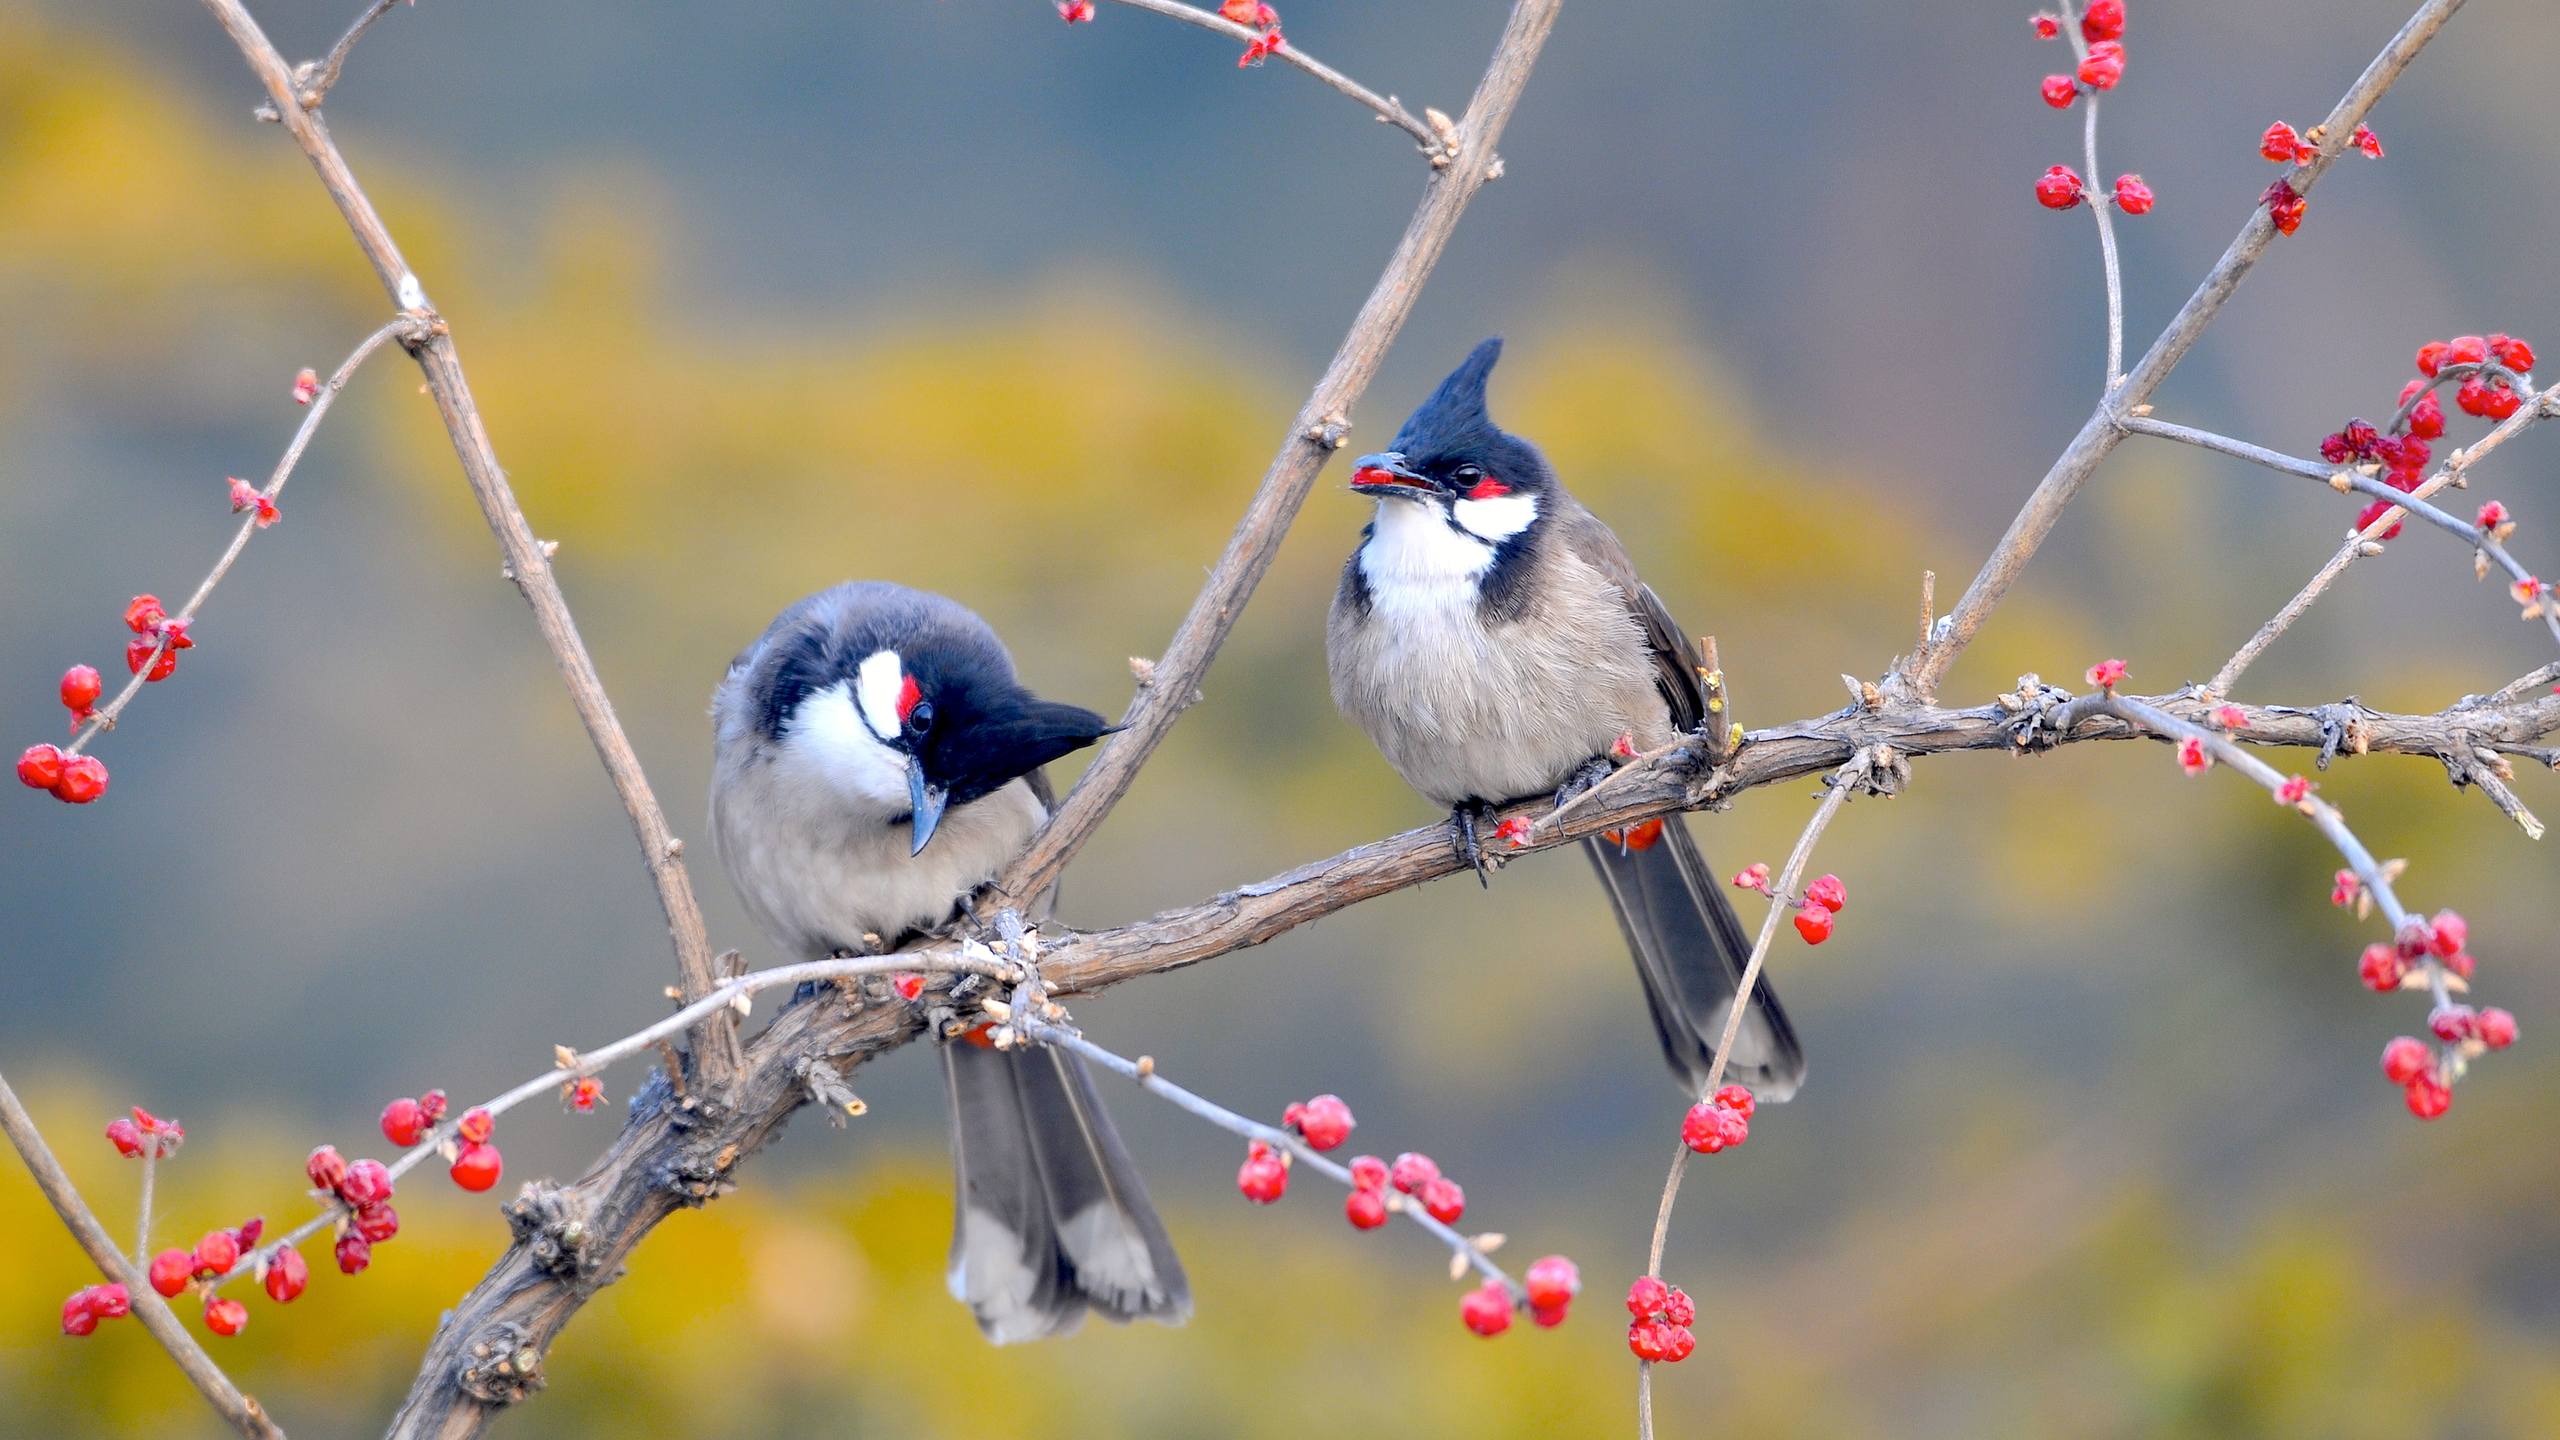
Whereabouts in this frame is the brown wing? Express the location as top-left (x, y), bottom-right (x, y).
top-left (1554, 502), bottom-right (1707, 733)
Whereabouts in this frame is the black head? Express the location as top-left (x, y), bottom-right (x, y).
top-left (1347, 337), bottom-right (1558, 511)
top-left (750, 583), bottom-right (1114, 854)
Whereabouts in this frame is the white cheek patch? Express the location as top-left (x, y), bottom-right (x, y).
top-left (854, 650), bottom-right (907, 742)
top-left (791, 680), bottom-right (911, 810)
top-left (1360, 496), bottom-right (1496, 589)
top-left (1452, 492), bottom-right (1537, 542)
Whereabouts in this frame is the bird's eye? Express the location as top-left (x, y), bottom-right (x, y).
top-left (905, 700), bottom-right (934, 736)
top-left (1451, 465), bottom-right (1482, 483)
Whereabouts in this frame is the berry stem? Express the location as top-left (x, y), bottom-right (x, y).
top-left (135, 1148), bottom-right (157, 1272)
top-left (2059, 4), bottom-right (2127, 383)
top-left (1012, 1010), bottom-right (1524, 1297)
top-left (2125, 414), bottom-right (2560, 663)
top-left (64, 315), bottom-right (420, 761)
top-left (1637, 749), bottom-right (1872, 1440)
top-left (1086, 0), bottom-right (1446, 159)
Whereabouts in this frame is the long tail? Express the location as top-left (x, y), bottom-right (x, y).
top-left (1584, 816), bottom-right (1807, 1102)
top-left (941, 1039), bottom-right (1191, 1344)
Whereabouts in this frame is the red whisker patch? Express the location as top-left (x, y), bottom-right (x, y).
top-left (1463, 475), bottom-right (1511, 500)
top-left (896, 673), bottom-right (922, 722)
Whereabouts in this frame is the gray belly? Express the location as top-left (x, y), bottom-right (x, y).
top-left (1328, 585), bottom-right (1666, 809)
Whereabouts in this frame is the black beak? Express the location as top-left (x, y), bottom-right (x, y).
top-left (907, 757), bottom-right (949, 856)
top-left (1349, 451), bottom-right (1433, 494)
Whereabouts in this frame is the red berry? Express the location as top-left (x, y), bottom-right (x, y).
top-left (292, 367), bottom-right (320, 405)
top-left (449, 1142), bottom-right (503, 1193)
top-left (2275, 775), bottom-right (2311, 806)
top-left (2176, 736), bottom-right (2210, 774)
top-left (59, 665), bottom-right (102, 715)
top-left (2477, 501), bottom-right (2510, 530)
top-left (2445, 335), bottom-right (2489, 367)
top-left (2380, 1036), bottom-right (2431, 1086)
top-left (123, 595), bottom-right (166, 635)
top-left (1389, 1152), bottom-right (1439, 1194)
top-left (2357, 943), bottom-right (2405, 993)
top-left (2489, 334), bottom-right (2535, 372)
top-left (891, 973), bottom-right (925, 1001)
top-left (2041, 74), bottom-right (2077, 109)
top-left (1793, 904), bottom-right (1833, 945)
top-left (1662, 1286), bottom-right (1697, 1328)
top-left (2075, 40), bottom-right (2123, 90)
top-left (1626, 1276), bottom-right (1669, 1318)
top-left (1236, 1141), bottom-right (1289, 1204)
top-left (104, 1116), bottom-right (144, 1158)
top-left (125, 635), bottom-right (177, 683)
top-left (2080, 0), bottom-right (2124, 43)
top-left (2259, 121), bottom-right (2302, 163)
top-left (1628, 1319), bottom-right (1674, 1361)
top-left (61, 1293), bottom-right (99, 1337)
top-left (2112, 173), bottom-right (2154, 215)
top-left (2035, 164), bottom-right (2086, 210)
top-left (1348, 1154), bottom-right (1389, 1191)
top-left (1285, 1094), bottom-right (1354, 1151)
top-left (87, 1283), bottom-right (129, 1320)
top-left (2416, 341), bottom-right (2449, 377)
top-left (51, 754), bottom-right (108, 805)
top-left (1661, 1325), bottom-right (1698, 1362)
top-left (149, 1247), bottom-right (194, 1298)
top-left (305, 1144), bottom-right (349, 1192)
top-left (456, 1106), bottom-right (495, 1144)
top-left (334, 1234), bottom-right (372, 1275)
top-left (1682, 1101), bottom-right (1750, 1154)
top-left (193, 1230), bottom-right (240, 1278)
top-left (567, 1076), bottom-right (604, 1113)
top-left (2477, 1007), bottom-right (2519, 1050)
top-left (2262, 179), bottom-right (2305, 235)
top-left (1804, 874), bottom-right (1847, 913)
top-left (417, 1090), bottom-right (449, 1122)
top-left (2404, 1072), bottom-right (2452, 1120)
top-left (1731, 863), bottom-right (1771, 892)
top-left (1524, 1255), bottom-right (1580, 1312)
top-left (2429, 1006), bottom-right (2477, 1043)
top-left (1056, 0), bottom-right (1093, 19)
top-left (2032, 14), bottom-right (2061, 39)
top-left (2085, 658), bottom-right (2127, 690)
top-left (2480, 379), bottom-right (2523, 421)
top-left (203, 1296), bottom-right (248, 1337)
top-left (338, 1158), bottom-right (394, 1207)
top-left (352, 1201), bottom-right (400, 1243)
top-left (1344, 1187), bottom-right (1388, 1230)
top-left (1460, 1280), bottom-right (1514, 1337)
top-left (263, 1245), bottom-right (309, 1304)
top-left (2427, 910), bottom-right (2467, 958)
top-left (2395, 918), bottom-right (2432, 960)
top-left (1713, 1083), bottom-right (1756, 1118)
top-left (1531, 1300), bottom-right (1570, 1329)
top-left (17, 743), bottom-right (65, 791)
top-left (2409, 392), bottom-right (2446, 440)
top-left (1419, 1175), bottom-right (1466, 1224)
top-left (233, 1216), bottom-right (263, 1251)
top-left (1493, 814), bottom-right (1536, 849)
top-left (2353, 499), bottom-right (2403, 541)
top-left (380, 1097), bottom-right (427, 1147)
top-left (2352, 124), bottom-right (2384, 159)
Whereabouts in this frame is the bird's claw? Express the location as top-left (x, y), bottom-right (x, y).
top-left (1450, 801), bottom-right (1497, 888)
top-left (1553, 754), bottom-right (1614, 809)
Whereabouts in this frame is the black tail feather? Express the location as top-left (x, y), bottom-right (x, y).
top-left (1584, 817), bottom-right (1807, 1102)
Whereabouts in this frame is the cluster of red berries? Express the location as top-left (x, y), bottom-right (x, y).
top-left (1624, 1276), bottom-right (1699, 1363)
top-left (226, 476), bottom-right (281, 529)
top-left (105, 1106), bottom-right (185, 1160)
top-left (384, 1090), bottom-right (505, 1190)
top-left (2259, 120), bottom-right (2383, 166)
top-left (1218, 0), bottom-right (1285, 66)
top-left (1733, 864), bottom-right (1846, 944)
top-left (2325, 334), bottom-right (2536, 537)
top-left (304, 1145), bottom-right (402, 1277)
top-left (120, 594), bottom-right (194, 683)
top-left (1235, 1094), bottom-right (1352, 1204)
top-left (2033, 166), bottom-right (2152, 216)
top-left (146, 1216), bottom-right (285, 1335)
top-left (1336, 1149), bottom-right (1467, 1230)
top-left (2354, 910), bottom-right (2517, 1119)
top-left (1458, 1256), bottom-right (1577, 1338)
top-left (2032, 2), bottom-right (2126, 87)
top-left (1680, 1083), bottom-right (1756, 1154)
top-left (379, 1088), bottom-right (449, 1146)
top-left (59, 1283), bottom-right (131, 1337)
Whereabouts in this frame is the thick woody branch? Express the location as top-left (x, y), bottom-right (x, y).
top-left (193, 0), bottom-right (736, 1086)
top-left (0, 1074), bottom-right (285, 1440)
top-left (1903, 0), bottom-right (2468, 699)
top-left (993, 0), bottom-right (1566, 909)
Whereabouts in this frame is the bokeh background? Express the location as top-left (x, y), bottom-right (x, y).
top-left (5, 1), bottom-right (2559, 1435)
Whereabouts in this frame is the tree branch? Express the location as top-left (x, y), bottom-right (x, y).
top-left (0, 1074), bottom-right (285, 1440)
top-left (192, 0), bottom-right (738, 1087)
top-left (1092, 0), bottom-right (1448, 159)
top-left (991, 0), bottom-right (1566, 909)
top-left (1902, 0), bottom-right (2469, 700)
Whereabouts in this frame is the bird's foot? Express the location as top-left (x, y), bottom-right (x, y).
top-left (1552, 754), bottom-right (1615, 809)
top-left (1449, 800), bottom-right (1498, 888)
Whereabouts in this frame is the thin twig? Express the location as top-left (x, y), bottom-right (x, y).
top-left (2210, 387), bottom-right (2557, 693)
top-left (1016, 1016), bottom-right (1519, 1295)
top-left (2127, 415), bottom-right (2560, 654)
top-left (1093, 0), bottom-right (1445, 158)
top-left (0, 1073), bottom-right (285, 1440)
top-left (1637, 750), bottom-right (1874, 1440)
top-left (135, 1149), bottom-right (157, 1270)
top-left (992, 0), bottom-right (1565, 912)
top-left (301, 0), bottom-right (401, 109)
top-left (194, 0), bottom-right (737, 1087)
top-left (65, 316), bottom-right (417, 758)
top-left (1903, 0), bottom-right (2469, 700)
top-left (2059, 4), bottom-right (2126, 383)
